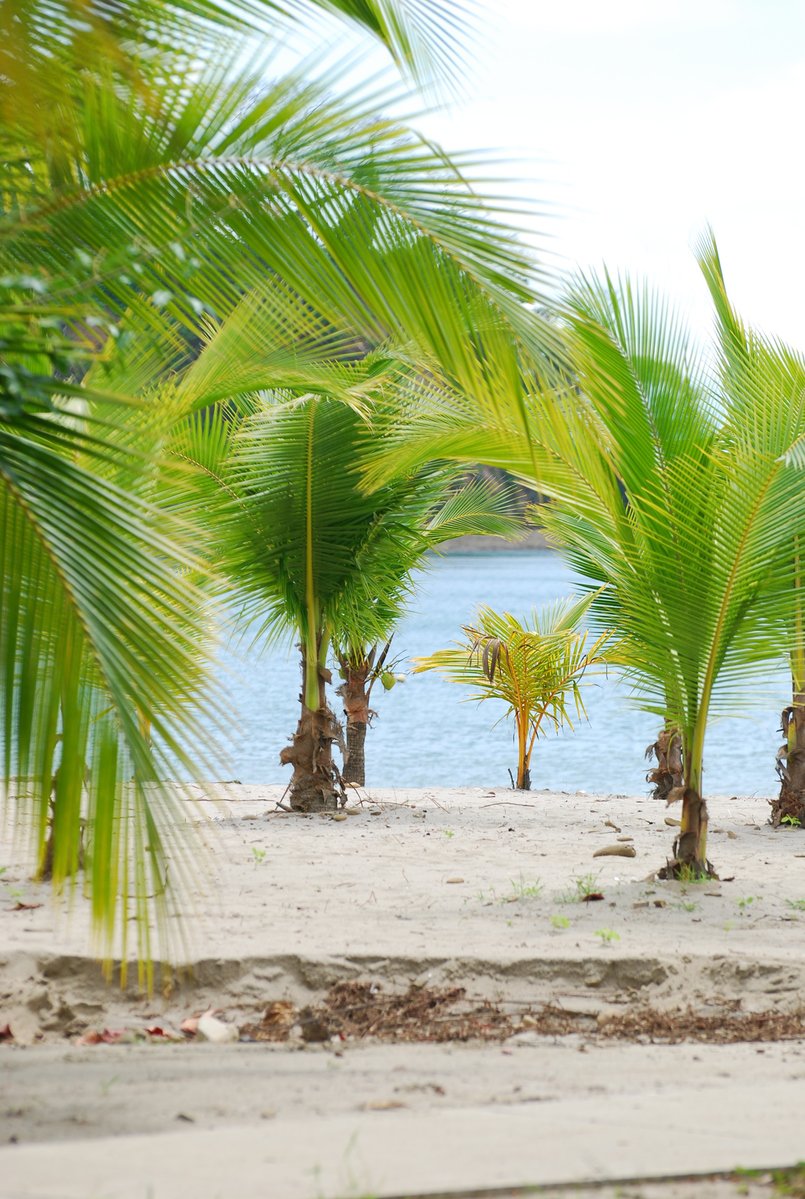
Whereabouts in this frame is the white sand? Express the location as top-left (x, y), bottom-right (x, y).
top-left (2, 785), bottom-right (804, 1197)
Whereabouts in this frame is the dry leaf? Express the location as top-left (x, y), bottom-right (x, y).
top-left (261, 1001), bottom-right (295, 1029)
top-left (76, 1028), bottom-right (127, 1045)
top-left (0, 1023), bottom-right (13, 1041)
top-left (593, 844), bottom-right (636, 858)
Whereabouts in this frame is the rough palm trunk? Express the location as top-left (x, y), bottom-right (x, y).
top-left (337, 660), bottom-right (371, 786)
top-left (513, 711), bottom-right (531, 790)
top-left (280, 651), bottom-right (342, 812)
top-left (771, 695), bottom-right (805, 826)
top-left (645, 727), bottom-right (683, 802)
top-left (336, 643), bottom-right (391, 787)
top-left (344, 719), bottom-right (367, 786)
top-left (658, 740), bottom-right (715, 879)
top-left (772, 548), bottom-right (805, 826)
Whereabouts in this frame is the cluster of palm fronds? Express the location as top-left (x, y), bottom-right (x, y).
top-left (5, 0), bottom-right (805, 971)
top-left (376, 234), bottom-right (805, 877)
top-left (0, 0), bottom-right (560, 966)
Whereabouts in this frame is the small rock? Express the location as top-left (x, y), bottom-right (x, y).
top-left (331, 812), bottom-right (348, 822)
top-left (445, 877), bottom-right (465, 884)
top-left (593, 844), bottom-right (636, 858)
top-left (197, 1012), bottom-right (238, 1043)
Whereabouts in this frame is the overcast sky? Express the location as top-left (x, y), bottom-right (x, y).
top-left (301, 1), bottom-right (805, 347)
top-left (409, 0), bottom-right (805, 347)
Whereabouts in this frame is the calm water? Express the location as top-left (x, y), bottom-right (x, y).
top-left (216, 552), bottom-right (788, 797)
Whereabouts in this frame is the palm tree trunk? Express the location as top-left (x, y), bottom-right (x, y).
top-left (280, 648), bottom-right (342, 812)
top-left (344, 719), bottom-right (367, 786)
top-left (645, 727), bottom-right (683, 802)
top-left (659, 728), bottom-right (714, 878)
top-left (336, 643), bottom-right (392, 787)
top-left (771, 547), bottom-right (805, 826)
top-left (515, 712), bottom-right (531, 789)
top-left (771, 694), bottom-right (805, 826)
top-left (337, 659), bottom-right (371, 786)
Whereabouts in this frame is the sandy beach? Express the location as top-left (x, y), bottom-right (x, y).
top-left (2, 784), bottom-right (805, 1198)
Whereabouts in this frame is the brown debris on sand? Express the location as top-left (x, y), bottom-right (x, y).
top-left (239, 981), bottom-right (805, 1047)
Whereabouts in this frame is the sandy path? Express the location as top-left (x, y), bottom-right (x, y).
top-left (1, 786), bottom-right (804, 1197)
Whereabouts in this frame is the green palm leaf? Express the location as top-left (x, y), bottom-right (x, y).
top-left (415, 594), bottom-right (614, 789)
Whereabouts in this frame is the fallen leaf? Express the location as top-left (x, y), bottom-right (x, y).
top-left (75, 1028), bottom-right (127, 1045)
top-left (100, 1029), bottom-right (128, 1044)
top-left (261, 1001), bottom-right (295, 1030)
top-left (604, 819), bottom-right (622, 832)
top-left (445, 877), bottom-right (465, 884)
top-left (581, 892), bottom-right (605, 902)
top-left (593, 844), bottom-right (636, 858)
top-left (362, 1099), bottom-right (406, 1111)
top-left (664, 817), bottom-right (682, 827)
top-left (145, 1026), bottom-right (181, 1042)
top-left (11, 902), bottom-right (42, 911)
top-left (0, 1024), bottom-right (13, 1041)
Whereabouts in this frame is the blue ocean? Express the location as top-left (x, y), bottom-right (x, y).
top-left (217, 552), bottom-right (788, 797)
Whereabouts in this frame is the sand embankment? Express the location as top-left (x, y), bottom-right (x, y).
top-left (2, 785), bottom-right (805, 1198)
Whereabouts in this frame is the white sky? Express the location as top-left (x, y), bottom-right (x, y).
top-left (416, 0), bottom-right (805, 347)
top-left (301, 0), bottom-right (805, 348)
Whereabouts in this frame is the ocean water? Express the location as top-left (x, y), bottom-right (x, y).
top-left (217, 552), bottom-right (788, 798)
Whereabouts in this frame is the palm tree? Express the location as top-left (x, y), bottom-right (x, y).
top-left (696, 231), bottom-right (805, 828)
top-left (0, 287), bottom-right (221, 973)
top-left (208, 392), bottom-right (520, 808)
top-left (332, 477), bottom-right (524, 785)
top-left (415, 593), bottom-right (614, 790)
top-left (2, 0), bottom-right (561, 958)
top-left (372, 263), bottom-right (805, 876)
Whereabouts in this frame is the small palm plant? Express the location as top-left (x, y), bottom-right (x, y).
top-left (414, 593), bottom-right (614, 789)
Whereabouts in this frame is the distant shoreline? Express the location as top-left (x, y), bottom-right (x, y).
top-left (436, 529), bottom-right (550, 554)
